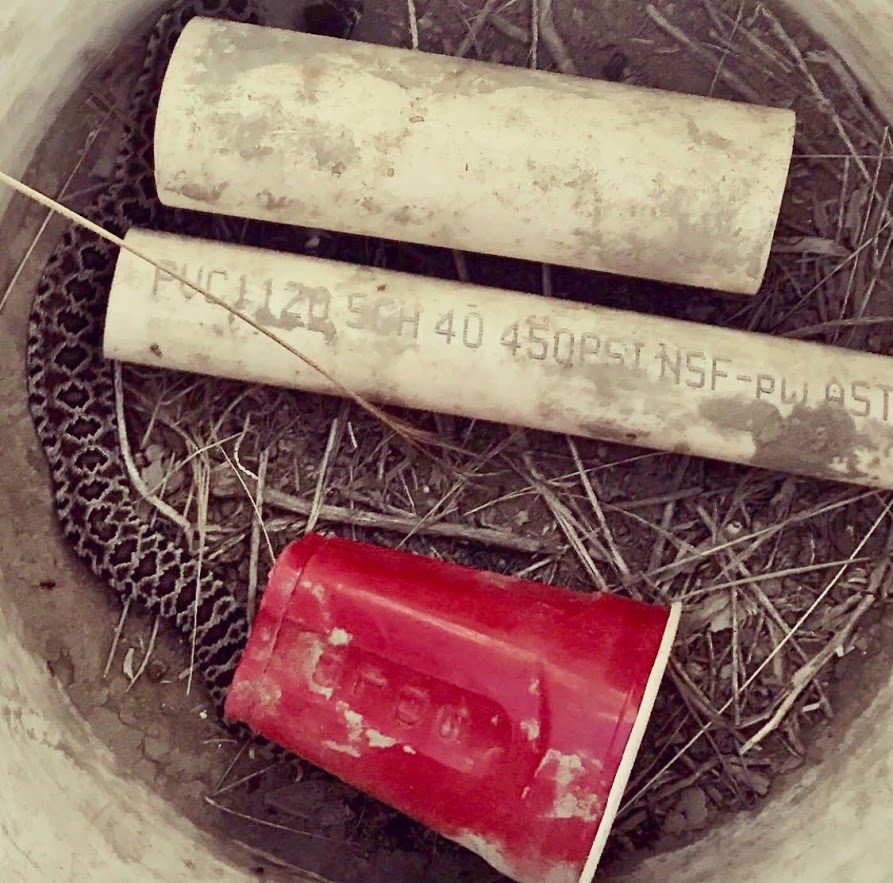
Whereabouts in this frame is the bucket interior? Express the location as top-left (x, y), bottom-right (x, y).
top-left (2, 2), bottom-right (893, 881)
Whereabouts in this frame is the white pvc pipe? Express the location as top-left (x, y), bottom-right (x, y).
top-left (154, 18), bottom-right (796, 296)
top-left (3, 2), bottom-right (893, 882)
top-left (106, 228), bottom-right (893, 490)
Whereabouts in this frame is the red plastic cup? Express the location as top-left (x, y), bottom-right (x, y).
top-left (225, 534), bottom-right (680, 883)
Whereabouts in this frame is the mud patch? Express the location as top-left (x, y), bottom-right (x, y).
top-left (701, 398), bottom-right (872, 480)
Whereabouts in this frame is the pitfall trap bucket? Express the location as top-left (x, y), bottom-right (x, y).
top-left (225, 534), bottom-right (680, 883)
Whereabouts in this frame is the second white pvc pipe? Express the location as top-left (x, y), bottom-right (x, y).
top-left (106, 229), bottom-right (893, 490)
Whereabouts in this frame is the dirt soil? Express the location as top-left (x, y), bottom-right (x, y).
top-left (3, 0), bottom-right (893, 881)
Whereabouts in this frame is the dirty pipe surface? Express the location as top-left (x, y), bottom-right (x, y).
top-left (106, 229), bottom-right (893, 490)
top-left (154, 17), bottom-right (795, 295)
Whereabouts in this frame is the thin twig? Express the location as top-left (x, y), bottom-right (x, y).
top-left (522, 453), bottom-right (608, 590)
top-left (567, 437), bottom-right (630, 578)
top-left (847, 131), bottom-right (893, 339)
top-left (647, 756), bottom-right (722, 806)
top-left (227, 841), bottom-right (340, 883)
top-left (256, 486), bottom-right (558, 554)
top-left (808, 49), bottom-right (886, 139)
top-left (538, 0), bottom-right (577, 75)
top-left (678, 557), bottom-right (871, 600)
top-left (187, 450), bottom-right (211, 697)
top-left (772, 212), bottom-right (893, 329)
top-left (641, 491), bottom-right (872, 583)
top-left (708, 1), bottom-right (744, 96)
top-left (722, 5), bottom-right (793, 74)
top-left (114, 363), bottom-right (194, 537)
top-left (741, 592), bottom-right (876, 753)
top-left (247, 447), bottom-right (272, 623)
top-left (212, 761), bottom-right (283, 797)
top-left (730, 584), bottom-right (741, 724)
top-left (307, 401), bottom-right (349, 534)
top-left (103, 598), bottom-right (132, 679)
top-left (612, 485), bottom-right (704, 513)
top-left (204, 796), bottom-right (337, 842)
top-left (220, 447), bottom-right (275, 567)
top-left (456, 0), bottom-right (503, 58)
top-left (0, 126), bottom-right (104, 315)
top-left (529, 0), bottom-right (539, 69)
top-left (394, 431), bottom-right (519, 550)
top-left (790, 153), bottom-right (893, 161)
top-left (213, 741), bottom-right (249, 793)
top-left (782, 314), bottom-right (893, 339)
top-left (646, 4), bottom-right (764, 105)
top-left (126, 615), bottom-right (160, 692)
top-left (621, 494), bottom-right (892, 812)
top-left (0, 169), bottom-right (435, 450)
top-left (839, 130), bottom-right (889, 326)
top-left (489, 11), bottom-right (529, 43)
top-left (837, 155), bottom-right (852, 241)
top-left (406, 0), bottom-right (420, 50)
top-left (669, 659), bottom-right (746, 739)
top-left (760, 6), bottom-right (886, 197)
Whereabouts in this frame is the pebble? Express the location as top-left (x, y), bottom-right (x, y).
top-left (48, 653), bottom-right (75, 689)
top-left (108, 675), bottom-right (130, 699)
top-left (165, 749), bottom-right (200, 780)
top-left (143, 735), bottom-right (173, 763)
top-left (677, 786), bottom-right (710, 830)
top-left (142, 458), bottom-right (166, 493)
top-left (43, 635), bottom-right (67, 663)
top-left (662, 811), bottom-right (686, 837)
top-left (91, 709), bottom-right (143, 769)
top-left (147, 659), bottom-right (169, 683)
top-left (90, 685), bottom-right (111, 707)
top-left (118, 702), bottom-right (143, 729)
top-left (132, 758), bottom-right (158, 785)
top-left (146, 722), bottom-right (166, 741)
top-left (174, 778), bottom-right (207, 805)
top-left (67, 679), bottom-right (109, 711)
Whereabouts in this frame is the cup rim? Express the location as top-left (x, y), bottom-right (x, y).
top-left (577, 600), bottom-right (683, 883)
